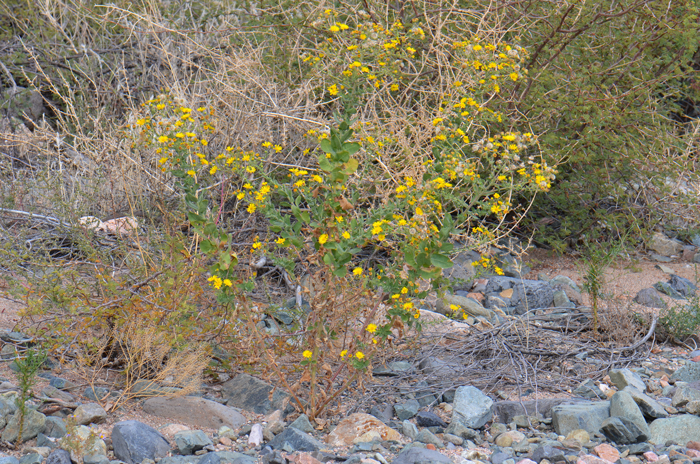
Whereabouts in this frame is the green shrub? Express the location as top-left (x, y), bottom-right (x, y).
top-left (660, 295), bottom-right (700, 340)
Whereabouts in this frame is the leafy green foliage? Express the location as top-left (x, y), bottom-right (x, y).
top-left (660, 295), bottom-right (700, 340)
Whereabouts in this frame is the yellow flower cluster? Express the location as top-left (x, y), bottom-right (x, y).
top-left (471, 256), bottom-right (504, 276)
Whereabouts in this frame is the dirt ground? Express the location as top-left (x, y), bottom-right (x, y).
top-left (0, 250), bottom-right (696, 453)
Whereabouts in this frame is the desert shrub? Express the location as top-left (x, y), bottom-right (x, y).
top-left (660, 295), bottom-right (700, 340)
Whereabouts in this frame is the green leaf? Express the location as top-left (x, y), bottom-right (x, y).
top-left (318, 157), bottom-right (332, 172)
top-left (218, 251), bottom-right (232, 270)
top-left (200, 240), bottom-right (214, 254)
top-left (405, 249), bottom-right (417, 267)
top-left (416, 252), bottom-right (431, 268)
top-left (430, 253), bottom-right (453, 269)
top-left (333, 266), bottom-right (348, 278)
top-left (187, 212), bottom-right (205, 225)
top-left (320, 138), bottom-right (333, 154)
top-left (344, 158), bottom-right (359, 174)
top-left (323, 253), bottom-right (335, 265)
top-left (300, 211), bottom-right (310, 224)
top-left (345, 142), bottom-right (361, 156)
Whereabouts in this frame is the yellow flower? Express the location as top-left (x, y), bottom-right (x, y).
top-left (390, 83), bottom-right (399, 91)
top-left (236, 192), bottom-right (245, 200)
top-left (274, 145), bottom-right (282, 153)
top-left (401, 287), bottom-right (408, 294)
top-left (200, 139), bottom-right (208, 146)
top-left (158, 157), bottom-right (168, 164)
top-left (328, 84), bottom-right (339, 96)
top-left (303, 350), bottom-right (313, 358)
top-left (366, 323), bottom-right (377, 333)
top-left (342, 231), bottom-right (351, 239)
top-left (510, 72), bottom-right (518, 81)
top-left (355, 351), bottom-right (365, 360)
top-left (340, 350), bottom-right (348, 357)
top-left (329, 25), bottom-right (340, 32)
top-left (262, 141), bottom-right (272, 148)
top-left (473, 44), bottom-right (482, 51)
top-left (318, 234), bottom-right (329, 245)
top-left (246, 166), bottom-right (256, 173)
top-left (223, 279), bottom-right (232, 287)
top-left (247, 204), bottom-right (256, 214)
top-left (157, 135), bottom-right (169, 143)
top-left (187, 170), bottom-right (196, 177)
top-left (449, 304), bottom-right (459, 311)
top-left (453, 81), bottom-right (463, 87)
top-left (136, 118), bottom-right (146, 126)
top-left (252, 240), bottom-right (262, 249)
top-left (209, 166), bottom-right (218, 175)
top-left (175, 132), bottom-right (185, 138)
top-left (276, 237), bottom-right (286, 245)
top-left (432, 118), bottom-right (443, 126)
top-left (415, 207), bottom-right (424, 216)
top-left (353, 267), bottom-right (363, 276)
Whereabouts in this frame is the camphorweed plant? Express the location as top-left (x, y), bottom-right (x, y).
top-left (130, 11), bottom-right (558, 417)
top-left (581, 240), bottom-right (623, 334)
top-left (13, 345), bottom-right (47, 445)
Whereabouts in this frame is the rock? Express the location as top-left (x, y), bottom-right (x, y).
top-left (565, 429), bottom-right (591, 445)
top-left (416, 428), bottom-right (443, 447)
top-left (633, 289), bottom-right (666, 309)
top-left (143, 396), bottom-right (246, 430)
top-left (198, 454), bottom-right (221, 464)
top-left (649, 232), bottom-right (683, 257)
top-left (41, 386), bottom-right (74, 403)
top-left (649, 414), bottom-right (700, 444)
top-left (511, 280), bottom-right (554, 314)
top-left (622, 387), bottom-right (669, 419)
top-left (369, 404), bottom-right (393, 424)
top-left (491, 451), bottom-right (513, 464)
top-left (417, 358), bottom-right (461, 378)
top-left (402, 420), bottom-right (418, 440)
top-left (84, 386), bottom-right (111, 401)
top-left (553, 290), bottom-right (575, 308)
top-left (574, 380), bottom-right (607, 400)
top-left (73, 402), bottom-right (107, 425)
top-left (392, 447), bottom-right (451, 464)
top-left (43, 417), bottom-right (67, 438)
top-left (221, 374), bottom-right (292, 416)
top-left (594, 444), bottom-right (620, 462)
top-left (609, 391), bottom-right (650, 437)
top-left (577, 455), bottom-right (614, 464)
top-left (1, 409), bottom-right (46, 443)
top-left (672, 386), bottom-right (700, 407)
top-left (495, 430), bottom-right (525, 447)
top-left (0, 458), bottom-right (19, 464)
top-left (326, 413), bottom-right (401, 447)
top-left (671, 362), bottom-right (700, 382)
top-left (267, 427), bottom-right (326, 452)
top-left (45, 450), bottom-right (70, 464)
top-left (551, 402), bottom-right (610, 436)
top-left (111, 420), bottom-right (171, 464)
top-left (436, 294), bottom-right (494, 320)
top-left (551, 275), bottom-right (581, 292)
top-left (216, 452), bottom-right (256, 464)
top-left (452, 386), bottom-right (493, 429)
top-left (290, 414), bottom-right (315, 434)
top-left (493, 399), bottom-right (577, 424)
top-left (416, 411), bottom-right (447, 428)
top-left (67, 425), bottom-right (107, 462)
top-left (442, 259), bottom-right (477, 291)
top-left (18, 455), bottom-right (41, 464)
top-left (174, 430), bottom-right (213, 455)
top-left (669, 275), bottom-right (697, 297)
top-left (372, 362), bottom-right (415, 376)
top-left (444, 421), bottom-right (481, 441)
top-left (686, 400), bottom-right (700, 415)
top-left (130, 380), bottom-right (180, 398)
top-left (531, 445), bottom-right (566, 463)
top-left (653, 281), bottom-right (684, 299)
top-left (609, 369), bottom-right (646, 392)
top-left (248, 424), bottom-right (263, 447)
top-left (601, 416), bottom-right (649, 444)
top-left (394, 400), bottom-right (420, 421)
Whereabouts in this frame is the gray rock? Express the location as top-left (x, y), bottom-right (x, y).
top-left (649, 414), bottom-right (700, 445)
top-left (609, 369), bottom-right (647, 392)
top-left (551, 275), bottom-right (581, 292)
top-left (671, 362), bottom-right (700, 382)
top-left (672, 386), bottom-right (700, 407)
top-left (442, 261), bottom-right (476, 291)
top-left (531, 445), bottom-right (566, 463)
top-left (392, 447), bottom-right (451, 464)
top-left (111, 420), bottom-right (171, 464)
top-left (493, 399), bottom-right (580, 423)
top-left (18, 455), bottom-right (41, 464)
top-left (601, 416), bottom-right (649, 444)
top-left (46, 450), bottom-right (70, 464)
top-left (174, 430), bottom-right (212, 455)
top-left (130, 380), bottom-right (180, 398)
top-left (221, 374), bottom-right (292, 416)
top-left (48, 378), bottom-right (76, 391)
top-left (417, 358), bottom-right (461, 378)
top-left (416, 429), bottom-right (443, 447)
top-left (649, 232), bottom-right (683, 257)
top-left (266, 427), bottom-right (326, 452)
top-left (143, 396), bottom-right (246, 430)
top-left (491, 451), bottom-right (512, 464)
top-left (654, 281), bottom-right (684, 299)
top-left (633, 288), bottom-right (666, 309)
top-left (670, 275), bottom-right (697, 297)
top-left (36, 433), bottom-right (58, 448)
top-left (625, 443), bottom-right (653, 455)
top-left (369, 404), bottom-right (393, 424)
top-left (686, 399), bottom-right (700, 415)
top-left (158, 457), bottom-right (200, 464)
top-left (435, 294), bottom-right (494, 320)
top-left (0, 458), bottom-right (19, 464)
top-left (551, 401), bottom-right (610, 436)
top-left (372, 362), bottom-right (415, 376)
top-left (444, 422), bottom-right (481, 441)
top-left (198, 454), bottom-right (221, 464)
top-left (84, 387), bottom-right (111, 401)
top-left (41, 386), bottom-right (75, 403)
top-left (552, 290), bottom-right (575, 309)
top-left (74, 402), bottom-right (107, 425)
top-left (1, 409), bottom-right (46, 443)
top-left (623, 387), bottom-right (669, 419)
top-left (394, 400), bottom-right (420, 421)
top-left (215, 451), bottom-right (257, 464)
top-left (452, 386), bottom-right (493, 429)
top-left (416, 411), bottom-right (447, 428)
top-left (609, 391), bottom-right (650, 437)
top-left (511, 280), bottom-right (554, 314)
top-left (485, 277), bottom-right (517, 293)
top-left (289, 414), bottom-right (315, 434)
top-left (574, 379), bottom-right (606, 399)
top-left (402, 420), bottom-right (418, 440)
